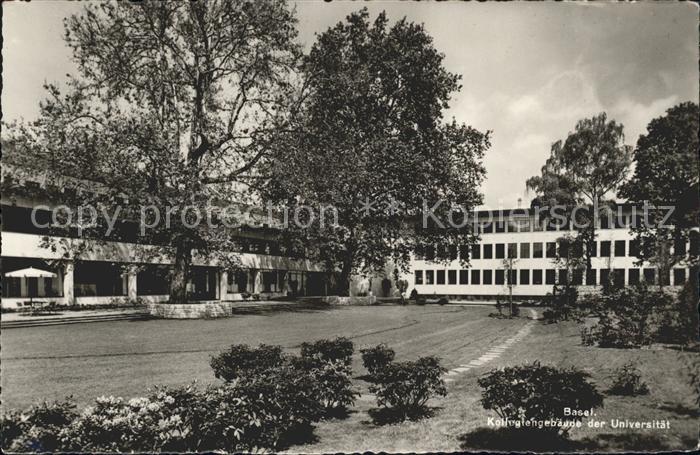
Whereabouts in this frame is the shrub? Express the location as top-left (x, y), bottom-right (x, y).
top-left (437, 297), bottom-right (449, 305)
top-left (608, 362), bottom-right (649, 396)
top-left (288, 356), bottom-right (359, 413)
top-left (369, 356), bottom-right (447, 420)
top-left (580, 284), bottom-right (673, 348)
top-left (360, 344), bottom-right (396, 377)
top-left (1, 399), bottom-right (77, 452)
top-left (478, 362), bottom-right (603, 436)
top-left (416, 296), bottom-right (427, 305)
top-left (40, 371), bottom-right (323, 453)
top-left (409, 289), bottom-right (418, 301)
top-left (210, 344), bottom-right (286, 382)
top-left (201, 366), bottom-right (323, 451)
top-left (300, 337), bottom-right (354, 367)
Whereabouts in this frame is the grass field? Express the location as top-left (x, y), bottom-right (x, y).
top-left (2, 304), bottom-right (698, 452)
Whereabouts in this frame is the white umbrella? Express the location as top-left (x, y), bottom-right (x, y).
top-left (5, 267), bottom-right (57, 305)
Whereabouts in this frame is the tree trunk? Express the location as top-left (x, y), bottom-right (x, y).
top-left (169, 243), bottom-right (192, 304)
top-left (336, 254), bottom-right (353, 296)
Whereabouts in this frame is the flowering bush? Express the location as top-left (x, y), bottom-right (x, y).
top-left (360, 343), bottom-right (396, 377)
top-left (289, 356), bottom-right (359, 413)
top-left (369, 356), bottom-right (447, 420)
top-left (0, 399), bottom-right (77, 452)
top-left (210, 343), bottom-right (286, 382)
top-left (478, 361), bottom-right (603, 435)
top-left (300, 337), bottom-right (354, 367)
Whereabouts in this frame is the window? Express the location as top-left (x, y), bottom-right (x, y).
top-left (495, 269), bottom-right (505, 285)
top-left (495, 243), bottom-right (505, 259)
top-left (690, 231), bottom-right (699, 256)
top-left (532, 217), bottom-right (543, 231)
top-left (262, 270), bottom-right (279, 292)
top-left (533, 269), bottom-right (543, 285)
top-left (508, 243), bottom-right (518, 258)
top-left (546, 242), bottom-right (557, 258)
top-left (520, 243), bottom-right (530, 259)
top-left (629, 269), bottom-right (640, 285)
top-left (674, 238), bottom-right (687, 256)
top-left (674, 268), bottom-right (687, 285)
top-left (586, 269), bottom-right (597, 285)
top-left (425, 245), bottom-right (435, 261)
top-left (558, 240), bottom-right (569, 258)
top-left (448, 270), bottom-right (457, 285)
top-left (572, 269), bottom-right (583, 285)
top-left (482, 222), bottom-right (493, 234)
top-left (459, 269), bottom-right (469, 285)
top-left (508, 269), bottom-right (517, 285)
top-left (629, 239), bottom-right (640, 258)
top-left (546, 220), bottom-right (559, 231)
top-left (507, 219), bottom-right (518, 233)
top-left (495, 220), bottom-right (506, 233)
top-left (426, 270), bottom-right (435, 285)
top-left (533, 242), bottom-right (543, 258)
top-left (449, 245), bottom-right (458, 261)
top-left (414, 245), bottom-right (425, 260)
top-left (590, 241), bottom-right (597, 257)
top-left (520, 269), bottom-right (530, 285)
top-left (414, 270), bottom-right (423, 285)
top-left (558, 269), bottom-right (568, 285)
top-left (643, 268), bottom-right (655, 284)
top-left (546, 269), bottom-right (556, 285)
top-left (600, 241), bottom-right (611, 257)
top-left (483, 270), bottom-right (493, 285)
top-left (471, 269), bottom-right (481, 285)
top-left (459, 245), bottom-right (470, 261)
top-left (614, 240), bottom-right (626, 257)
top-left (600, 269), bottom-right (610, 286)
top-left (436, 270), bottom-right (446, 285)
top-left (472, 244), bottom-right (481, 260)
top-left (518, 218), bottom-right (531, 232)
top-left (613, 269), bottom-right (625, 287)
top-left (483, 244), bottom-right (493, 259)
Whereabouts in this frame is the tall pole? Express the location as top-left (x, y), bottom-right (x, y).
top-left (508, 257), bottom-right (514, 317)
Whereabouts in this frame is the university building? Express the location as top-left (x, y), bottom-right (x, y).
top-left (400, 208), bottom-right (696, 300)
top-left (1, 167), bottom-right (330, 310)
top-left (2, 163), bottom-right (696, 308)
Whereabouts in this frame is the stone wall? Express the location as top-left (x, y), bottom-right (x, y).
top-left (147, 302), bottom-right (239, 319)
top-left (322, 295), bottom-right (377, 306)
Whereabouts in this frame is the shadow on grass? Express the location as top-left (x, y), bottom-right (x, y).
top-left (458, 427), bottom-right (582, 452)
top-left (657, 401), bottom-right (700, 418)
top-left (459, 427), bottom-right (684, 452)
top-left (365, 405), bottom-right (440, 426)
top-left (229, 302), bottom-right (334, 316)
top-left (323, 406), bottom-right (356, 421)
top-left (278, 422), bottom-right (319, 449)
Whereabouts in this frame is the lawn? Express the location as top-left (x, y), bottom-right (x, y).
top-left (2, 304), bottom-right (697, 452)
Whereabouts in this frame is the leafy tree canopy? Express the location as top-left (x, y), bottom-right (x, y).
top-left (261, 9), bottom-right (490, 294)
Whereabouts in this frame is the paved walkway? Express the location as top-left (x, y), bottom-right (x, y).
top-left (357, 308), bottom-right (540, 402)
top-left (443, 308), bottom-right (540, 383)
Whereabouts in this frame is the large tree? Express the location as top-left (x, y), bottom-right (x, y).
top-left (2, 0), bottom-right (302, 303)
top-left (261, 10), bottom-right (490, 295)
top-left (619, 101), bottom-right (699, 270)
top-left (526, 113), bottom-right (632, 272)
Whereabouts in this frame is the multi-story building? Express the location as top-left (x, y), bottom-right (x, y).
top-left (1, 168), bottom-right (330, 310)
top-left (391, 208), bottom-right (696, 300)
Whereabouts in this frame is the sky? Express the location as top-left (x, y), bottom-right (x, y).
top-left (3, 1), bottom-right (698, 209)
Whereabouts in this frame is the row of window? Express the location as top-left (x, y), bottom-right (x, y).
top-left (415, 238), bottom-right (696, 261)
top-left (414, 268), bottom-right (688, 286)
top-left (427, 213), bottom-right (659, 234)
